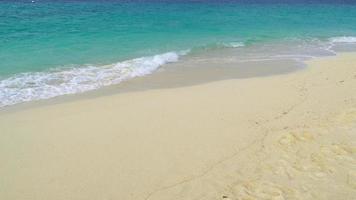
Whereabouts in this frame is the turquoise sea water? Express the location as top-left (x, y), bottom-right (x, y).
top-left (1, 0), bottom-right (356, 107)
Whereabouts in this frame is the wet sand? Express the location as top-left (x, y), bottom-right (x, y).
top-left (0, 53), bottom-right (355, 200)
top-left (0, 52), bottom-right (302, 113)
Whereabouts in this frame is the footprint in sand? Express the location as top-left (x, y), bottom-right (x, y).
top-left (320, 144), bottom-right (356, 164)
top-left (278, 132), bottom-right (314, 151)
top-left (231, 181), bottom-right (296, 200)
top-left (278, 133), bottom-right (298, 147)
top-left (310, 153), bottom-right (334, 173)
top-left (271, 159), bottom-right (300, 179)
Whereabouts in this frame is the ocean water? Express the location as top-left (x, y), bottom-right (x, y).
top-left (1, 0), bottom-right (356, 107)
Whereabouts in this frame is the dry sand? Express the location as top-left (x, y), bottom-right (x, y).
top-left (0, 53), bottom-right (355, 200)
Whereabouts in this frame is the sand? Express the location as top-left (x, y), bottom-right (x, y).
top-left (0, 53), bottom-right (355, 200)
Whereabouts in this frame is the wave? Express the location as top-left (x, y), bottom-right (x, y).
top-left (0, 51), bottom-right (188, 107)
top-left (221, 42), bottom-right (245, 48)
top-left (1, 37), bottom-right (354, 108)
top-left (0, 41), bottom-right (244, 108)
top-left (329, 36), bottom-right (356, 43)
top-left (189, 41), bottom-right (245, 54)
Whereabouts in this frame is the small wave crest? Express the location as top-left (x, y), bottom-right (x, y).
top-left (221, 42), bottom-right (245, 48)
top-left (0, 51), bottom-right (188, 107)
top-left (329, 36), bottom-right (356, 43)
top-left (190, 41), bottom-right (245, 54)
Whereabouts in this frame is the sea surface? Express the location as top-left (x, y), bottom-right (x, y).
top-left (1, 0), bottom-right (356, 107)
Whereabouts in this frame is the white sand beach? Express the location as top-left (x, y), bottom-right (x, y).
top-left (0, 53), bottom-right (356, 200)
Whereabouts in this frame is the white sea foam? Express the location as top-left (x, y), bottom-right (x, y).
top-left (0, 51), bottom-right (188, 107)
top-left (329, 36), bottom-right (356, 43)
top-left (222, 42), bottom-right (245, 48)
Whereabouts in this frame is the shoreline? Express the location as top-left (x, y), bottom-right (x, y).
top-left (2, 35), bottom-right (355, 110)
top-left (0, 52), bottom-right (303, 114)
top-left (1, 53), bottom-right (356, 199)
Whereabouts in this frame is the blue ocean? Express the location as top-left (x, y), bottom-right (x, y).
top-left (1, 0), bottom-right (356, 107)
